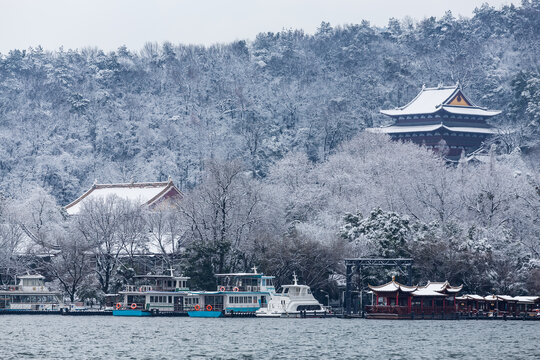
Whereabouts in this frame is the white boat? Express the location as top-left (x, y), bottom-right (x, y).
top-left (255, 274), bottom-right (328, 318)
top-left (0, 274), bottom-right (63, 311)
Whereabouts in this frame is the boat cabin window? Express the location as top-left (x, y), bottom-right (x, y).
top-left (22, 278), bottom-right (44, 287)
top-left (307, 289), bottom-right (311, 294)
top-left (283, 288), bottom-right (289, 294)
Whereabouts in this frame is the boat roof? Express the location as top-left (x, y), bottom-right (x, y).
top-left (17, 274), bottom-right (45, 279)
top-left (134, 274), bottom-right (189, 279)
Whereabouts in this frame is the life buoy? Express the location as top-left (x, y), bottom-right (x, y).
top-left (116, 303), bottom-right (122, 310)
top-left (206, 305), bottom-right (213, 311)
top-left (219, 286), bottom-right (225, 292)
top-left (233, 287), bottom-right (239, 292)
top-left (130, 303), bottom-right (137, 309)
top-left (194, 304), bottom-right (201, 311)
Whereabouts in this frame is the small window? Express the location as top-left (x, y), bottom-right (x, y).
top-left (150, 296), bottom-right (154, 302)
top-left (169, 296), bottom-right (172, 303)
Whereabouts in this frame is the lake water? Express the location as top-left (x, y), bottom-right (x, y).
top-left (0, 316), bottom-right (538, 359)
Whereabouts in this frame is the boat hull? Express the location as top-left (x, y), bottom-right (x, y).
top-left (112, 309), bottom-right (151, 317)
top-left (188, 311), bottom-right (223, 318)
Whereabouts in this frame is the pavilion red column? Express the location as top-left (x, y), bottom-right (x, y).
top-left (421, 298), bottom-right (423, 313)
top-left (396, 292), bottom-right (399, 307)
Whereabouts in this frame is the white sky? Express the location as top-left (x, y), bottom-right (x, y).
top-left (0, 0), bottom-right (518, 53)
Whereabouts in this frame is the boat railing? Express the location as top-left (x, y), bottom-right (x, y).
top-left (1, 285), bottom-right (21, 291)
top-left (218, 285), bottom-right (261, 292)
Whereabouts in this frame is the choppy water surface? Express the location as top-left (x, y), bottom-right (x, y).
top-left (0, 316), bottom-right (538, 359)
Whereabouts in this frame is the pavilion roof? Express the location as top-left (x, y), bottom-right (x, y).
top-left (368, 277), bottom-right (417, 293)
top-left (420, 281), bottom-right (462, 293)
top-left (369, 278), bottom-right (462, 297)
top-left (513, 296), bottom-right (539, 304)
top-left (380, 84), bottom-right (501, 117)
top-left (65, 180), bottom-right (182, 215)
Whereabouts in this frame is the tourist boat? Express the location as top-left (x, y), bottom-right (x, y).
top-left (188, 267), bottom-right (276, 318)
top-left (255, 273), bottom-right (328, 318)
top-left (113, 270), bottom-right (193, 317)
top-left (0, 274), bottom-right (64, 312)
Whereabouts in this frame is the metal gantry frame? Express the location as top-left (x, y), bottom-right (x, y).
top-left (344, 258), bottom-right (413, 315)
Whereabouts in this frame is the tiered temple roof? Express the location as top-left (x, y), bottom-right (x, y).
top-left (65, 179), bottom-right (182, 215)
top-left (368, 83), bottom-right (502, 159)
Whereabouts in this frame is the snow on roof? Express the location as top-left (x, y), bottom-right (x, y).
top-left (412, 288), bottom-right (447, 297)
top-left (381, 85), bottom-right (458, 116)
top-left (420, 281), bottom-right (462, 293)
top-left (441, 106), bottom-right (501, 117)
top-left (214, 272), bottom-right (263, 277)
top-left (380, 85), bottom-right (500, 117)
top-left (366, 124), bottom-right (498, 135)
top-left (513, 296), bottom-right (539, 304)
top-left (368, 277), bottom-right (417, 293)
top-left (17, 274), bottom-right (45, 279)
top-left (65, 180), bottom-right (181, 215)
top-left (496, 295), bottom-right (517, 302)
top-left (370, 279), bottom-right (462, 296)
top-left (462, 294), bottom-right (486, 301)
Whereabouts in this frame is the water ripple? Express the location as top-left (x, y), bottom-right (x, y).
top-left (0, 316), bottom-right (538, 359)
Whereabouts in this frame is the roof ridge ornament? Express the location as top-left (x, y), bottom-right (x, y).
top-left (422, 84), bottom-right (426, 90)
top-left (93, 178), bottom-right (98, 186)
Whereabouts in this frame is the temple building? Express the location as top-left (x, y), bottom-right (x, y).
top-left (366, 277), bottom-right (462, 319)
top-left (368, 83), bottom-right (501, 160)
top-left (65, 179), bottom-right (182, 215)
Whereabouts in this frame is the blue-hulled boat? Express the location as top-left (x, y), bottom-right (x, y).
top-left (187, 267), bottom-right (276, 318)
top-left (112, 309), bottom-right (151, 317)
top-left (113, 269), bottom-right (197, 316)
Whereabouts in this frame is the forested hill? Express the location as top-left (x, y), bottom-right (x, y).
top-left (0, 2), bottom-right (539, 204)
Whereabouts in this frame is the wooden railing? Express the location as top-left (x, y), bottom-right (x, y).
top-left (366, 305), bottom-right (458, 315)
top-left (365, 305), bottom-right (410, 315)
